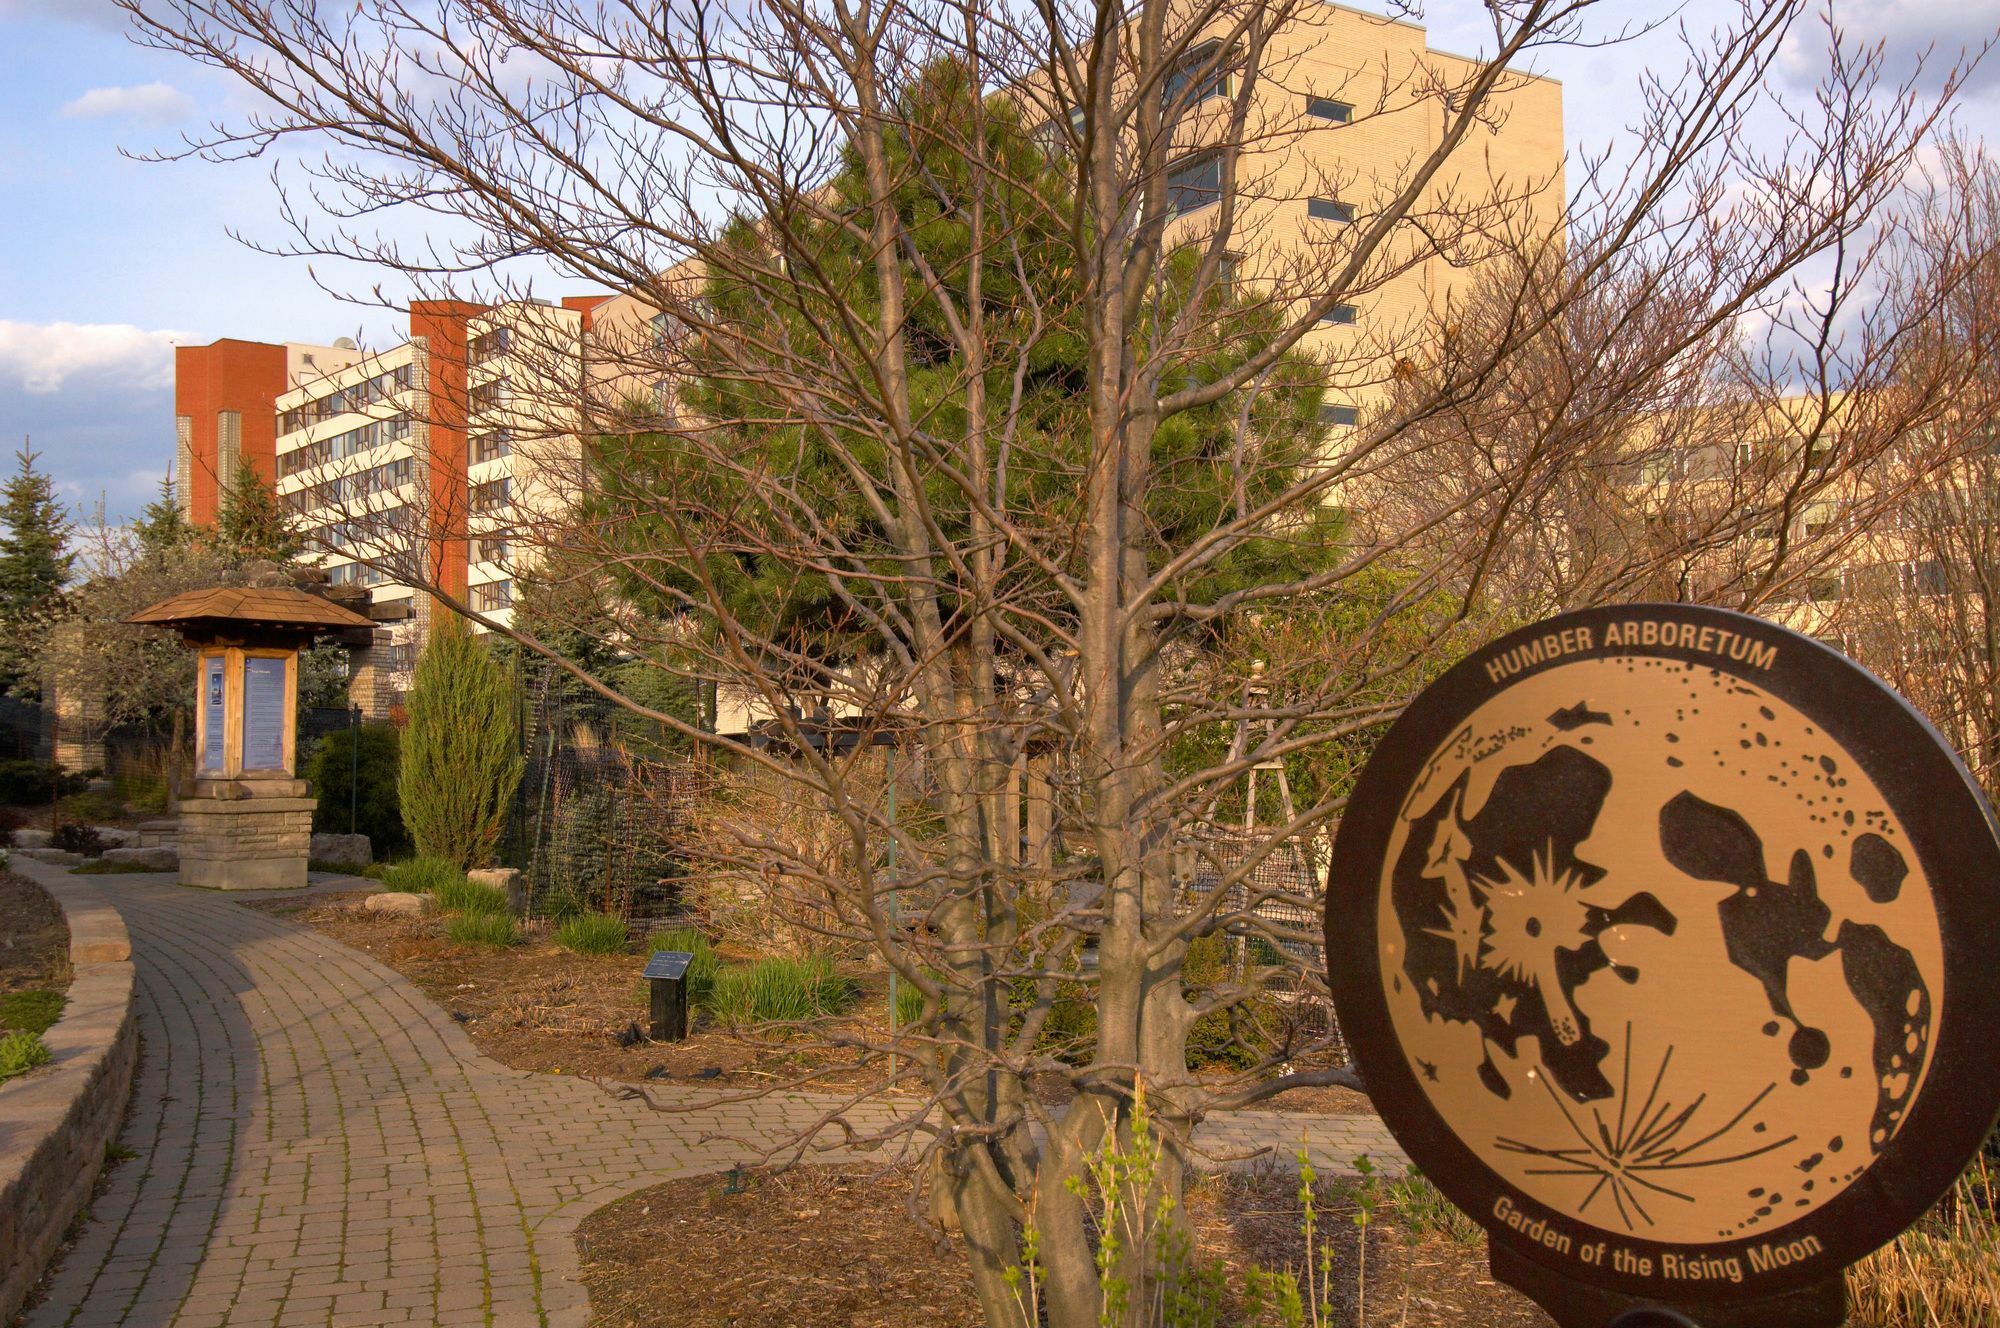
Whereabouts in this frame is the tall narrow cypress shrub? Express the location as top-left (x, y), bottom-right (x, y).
top-left (398, 615), bottom-right (523, 869)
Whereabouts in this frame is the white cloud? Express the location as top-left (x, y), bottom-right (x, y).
top-left (0, 321), bottom-right (187, 394)
top-left (60, 81), bottom-right (195, 122)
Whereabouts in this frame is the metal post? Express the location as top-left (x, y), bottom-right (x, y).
top-left (349, 706), bottom-right (360, 835)
top-left (645, 950), bottom-right (692, 1041)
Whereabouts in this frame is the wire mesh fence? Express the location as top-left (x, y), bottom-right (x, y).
top-left (511, 661), bottom-right (710, 928)
top-left (1177, 827), bottom-right (1346, 1061)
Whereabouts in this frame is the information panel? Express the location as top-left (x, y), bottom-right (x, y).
top-left (1325, 604), bottom-right (2000, 1327)
top-left (200, 655), bottom-right (226, 773)
top-left (241, 656), bottom-right (288, 772)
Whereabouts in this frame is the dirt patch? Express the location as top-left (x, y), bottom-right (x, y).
top-left (254, 892), bottom-right (1374, 1116)
top-left (576, 1163), bottom-right (1553, 1328)
top-left (247, 892), bottom-right (863, 1089)
top-left (0, 870), bottom-right (70, 1008)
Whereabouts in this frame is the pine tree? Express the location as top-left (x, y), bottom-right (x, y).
top-left (0, 447), bottom-right (74, 697)
top-left (133, 471), bottom-right (193, 560)
top-left (398, 614), bottom-right (523, 869)
top-left (211, 460), bottom-right (305, 563)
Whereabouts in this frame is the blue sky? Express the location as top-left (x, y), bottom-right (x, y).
top-left (1, 0), bottom-right (1997, 525)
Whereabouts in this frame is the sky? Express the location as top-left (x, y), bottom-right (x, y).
top-left (1, 0), bottom-right (1998, 526)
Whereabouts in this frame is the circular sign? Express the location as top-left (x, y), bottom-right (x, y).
top-left (1326, 605), bottom-right (2000, 1306)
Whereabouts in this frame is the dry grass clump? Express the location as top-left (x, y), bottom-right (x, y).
top-left (1847, 1153), bottom-right (1998, 1327)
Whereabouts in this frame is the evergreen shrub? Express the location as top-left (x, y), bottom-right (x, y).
top-left (399, 617), bottom-right (523, 869)
top-left (305, 723), bottom-right (410, 859)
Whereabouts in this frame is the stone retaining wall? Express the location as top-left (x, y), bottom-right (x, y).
top-left (0, 871), bottom-right (139, 1323)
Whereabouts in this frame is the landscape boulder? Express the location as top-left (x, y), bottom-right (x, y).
top-left (310, 833), bottom-right (373, 871)
top-left (101, 846), bottom-right (178, 871)
top-left (93, 827), bottom-right (139, 849)
top-left (467, 867), bottom-right (525, 914)
top-left (363, 891), bottom-right (438, 918)
top-left (13, 829), bottom-right (50, 850)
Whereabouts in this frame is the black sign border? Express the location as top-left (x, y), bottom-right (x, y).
top-left (1325, 603), bottom-right (2000, 1302)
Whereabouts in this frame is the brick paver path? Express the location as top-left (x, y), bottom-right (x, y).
top-left (16, 859), bottom-right (1401, 1327)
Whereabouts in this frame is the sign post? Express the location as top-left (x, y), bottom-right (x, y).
top-left (1325, 605), bottom-right (2000, 1327)
top-left (128, 584), bottom-right (376, 891)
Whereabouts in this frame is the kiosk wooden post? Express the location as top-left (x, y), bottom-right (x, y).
top-left (127, 587), bottom-right (375, 891)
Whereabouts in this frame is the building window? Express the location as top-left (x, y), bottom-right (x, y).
top-left (1903, 560), bottom-right (1948, 597)
top-left (1167, 153), bottom-right (1223, 217)
top-left (469, 326), bottom-right (510, 366)
top-left (471, 580), bottom-right (514, 612)
top-left (471, 477), bottom-right (511, 514)
top-left (1036, 106), bottom-right (1089, 156)
top-left (1320, 304), bottom-right (1357, 326)
top-left (471, 376), bottom-right (509, 414)
top-left (1308, 197), bottom-right (1356, 224)
top-left (471, 429), bottom-right (511, 465)
top-left (1307, 96), bottom-right (1352, 123)
top-left (328, 562), bottom-right (386, 588)
top-left (472, 537), bottom-right (509, 566)
top-left (1163, 41), bottom-right (1232, 108)
top-left (1320, 403), bottom-right (1359, 428)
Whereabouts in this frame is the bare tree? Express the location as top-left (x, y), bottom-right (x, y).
top-left (125, 0), bottom-right (1986, 1321)
top-left (1823, 139), bottom-right (2000, 800)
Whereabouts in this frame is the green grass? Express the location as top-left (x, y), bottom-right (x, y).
top-left (705, 955), bottom-right (856, 1025)
top-left (553, 913), bottom-right (630, 956)
top-left (434, 876), bottom-right (510, 917)
top-left (893, 976), bottom-right (925, 1028)
top-left (0, 989), bottom-right (64, 1037)
top-left (646, 927), bottom-right (719, 1006)
top-left (445, 912), bottom-right (519, 947)
top-left (0, 1029), bottom-right (52, 1082)
top-left (307, 858), bottom-right (376, 877)
top-left (380, 857), bottom-right (465, 894)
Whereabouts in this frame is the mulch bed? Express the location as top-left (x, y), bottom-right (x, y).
top-left (0, 869), bottom-right (70, 1017)
top-left (257, 891), bottom-right (1375, 1116)
top-left (576, 1163), bottom-right (1555, 1327)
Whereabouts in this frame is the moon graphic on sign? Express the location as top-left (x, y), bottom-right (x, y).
top-left (1377, 655), bottom-right (1944, 1244)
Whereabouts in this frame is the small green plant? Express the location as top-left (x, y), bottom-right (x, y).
top-left (51, 823), bottom-right (105, 857)
top-left (1347, 1154), bottom-right (1381, 1328)
top-left (0, 1029), bottom-right (52, 1081)
top-left (381, 856), bottom-right (464, 894)
top-left (434, 876), bottom-right (511, 917)
top-left (647, 927), bottom-right (719, 1005)
top-left (553, 912), bottom-right (630, 956)
top-left (104, 1142), bottom-right (137, 1163)
top-left (705, 954), bottom-right (855, 1024)
top-left (445, 911), bottom-right (519, 947)
top-left (0, 989), bottom-right (63, 1036)
top-left (1384, 1168), bottom-right (1481, 1247)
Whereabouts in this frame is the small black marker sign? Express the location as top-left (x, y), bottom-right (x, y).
top-left (1325, 605), bottom-right (2000, 1327)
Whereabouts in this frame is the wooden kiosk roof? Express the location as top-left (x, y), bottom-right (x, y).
top-left (126, 587), bottom-right (376, 634)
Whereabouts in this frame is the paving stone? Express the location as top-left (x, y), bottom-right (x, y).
top-left (10, 856), bottom-right (1403, 1328)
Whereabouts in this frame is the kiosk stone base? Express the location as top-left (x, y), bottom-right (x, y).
top-left (177, 795), bottom-right (316, 891)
